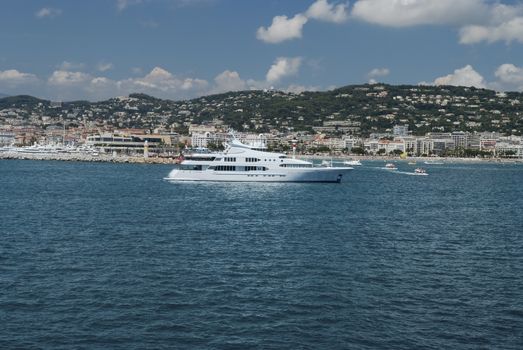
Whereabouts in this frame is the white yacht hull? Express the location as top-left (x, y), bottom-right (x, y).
top-left (166, 167), bottom-right (353, 183)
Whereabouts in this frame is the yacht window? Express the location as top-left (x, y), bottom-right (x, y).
top-left (184, 156), bottom-right (216, 161)
top-left (180, 164), bottom-right (203, 170)
top-left (214, 165), bottom-right (237, 171)
top-left (280, 163), bottom-right (311, 168)
top-left (224, 157), bottom-right (236, 162)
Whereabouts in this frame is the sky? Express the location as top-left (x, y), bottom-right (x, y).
top-left (1, 0), bottom-right (523, 101)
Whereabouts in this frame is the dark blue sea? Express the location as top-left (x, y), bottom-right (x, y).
top-left (1, 159), bottom-right (522, 349)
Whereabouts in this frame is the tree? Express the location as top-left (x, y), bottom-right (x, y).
top-left (207, 141), bottom-right (224, 151)
top-left (499, 150), bottom-right (516, 158)
top-left (350, 147), bottom-right (365, 155)
top-left (391, 149), bottom-right (403, 156)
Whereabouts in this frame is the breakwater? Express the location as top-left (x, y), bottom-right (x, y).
top-left (0, 152), bottom-right (176, 164)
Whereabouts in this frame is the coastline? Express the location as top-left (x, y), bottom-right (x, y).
top-left (301, 154), bottom-right (523, 164)
top-left (1, 151), bottom-right (522, 165)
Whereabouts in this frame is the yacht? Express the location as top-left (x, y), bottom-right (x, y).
top-left (165, 138), bottom-right (353, 183)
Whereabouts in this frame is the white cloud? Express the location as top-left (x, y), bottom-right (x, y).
top-left (0, 69), bottom-right (39, 87)
top-left (494, 64), bottom-right (523, 90)
top-left (490, 3), bottom-right (523, 23)
top-left (460, 17), bottom-right (523, 44)
top-left (266, 57), bottom-right (302, 83)
top-left (284, 84), bottom-right (320, 94)
top-left (116, 0), bottom-right (143, 11)
top-left (85, 77), bottom-right (119, 100)
top-left (458, 3), bottom-right (523, 44)
top-left (48, 70), bottom-right (91, 86)
top-left (432, 65), bottom-right (486, 88)
top-left (351, 0), bottom-right (489, 27)
top-left (42, 67), bottom-right (212, 100)
top-left (210, 58), bottom-right (309, 94)
top-left (35, 7), bottom-right (62, 19)
top-left (257, 1), bottom-right (352, 43)
top-left (42, 67), bottom-right (210, 100)
top-left (211, 70), bottom-right (247, 94)
top-left (3, 57), bottom-right (312, 100)
top-left (368, 67), bottom-right (390, 84)
top-left (306, 0), bottom-right (348, 23)
top-left (90, 77), bottom-right (114, 86)
top-left (57, 61), bottom-right (85, 71)
top-left (368, 67), bottom-right (390, 78)
top-left (256, 14), bottom-right (308, 44)
top-left (350, 0), bottom-right (523, 45)
top-left (97, 62), bottom-right (114, 72)
top-left (118, 67), bottom-right (209, 97)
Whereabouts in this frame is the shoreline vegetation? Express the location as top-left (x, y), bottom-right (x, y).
top-left (1, 152), bottom-right (521, 165)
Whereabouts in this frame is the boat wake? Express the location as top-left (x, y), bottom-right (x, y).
top-left (373, 167), bottom-right (428, 176)
top-left (396, 171), bottom-right (428, 176)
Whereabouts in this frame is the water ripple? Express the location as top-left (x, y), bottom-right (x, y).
top-left (1, 160), bottom-right (522, 349)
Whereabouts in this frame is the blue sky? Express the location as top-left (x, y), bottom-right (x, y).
top-left (1, 0), bottom-right (523, 101)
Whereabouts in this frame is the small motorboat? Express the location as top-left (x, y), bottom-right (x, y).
top-left (415, 168), bottom-right (428, 175)
top-left (344, 159), bottom-right (362, 166)
top-left (385, 163), bottom-right (397, 170)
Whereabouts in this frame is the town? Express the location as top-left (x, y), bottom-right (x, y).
top-left (1, 83), bottom-right (523, 160)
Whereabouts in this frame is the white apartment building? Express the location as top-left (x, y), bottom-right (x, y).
top-left (451, 131), bottom-right (468, 149)
top-left (417, 138), bottom-right (434, 155)
top-left (402, 137), bottom-right (418, 154)
top-left (496, 142), bottom-right (523, 157)
top-left (378, 139), bottom-right (406, 153)
top-left (191, 132), bottom-right (225, 148)
top-left (342, 136), bottom-right (362, 151)
top-left (364, 140), bottom-right (380, 154)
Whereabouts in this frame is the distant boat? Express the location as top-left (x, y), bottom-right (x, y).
top-left (344, 159), bottom-right (362, 166)
top-left (408, 161), bottom-right (417, 165)
top-left (424, 160), bottom-right (444, 165)
top-left (385, 163), bottom-right (397, 170)
top-left (415, 168), bottom-right (428, 175)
